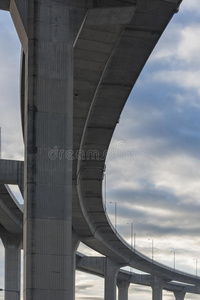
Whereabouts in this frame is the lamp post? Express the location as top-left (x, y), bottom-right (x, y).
top-left (134, 233), bottom-right (136, 252)
top-left (110, 201), bottom-right (117, 232)
top-left (104, 172), bottom-right (107, 212)
top-left (148, 239), bottom-right (154, 261)
top-left (0, 288), bottom-right (20, 300)
top-left (127, 222), bottom-right (133, 250)
top-left (171, 249), bottom-right (176, 269)
top-left (127, 223), bottom-right (136, 252)
top-left (193, 259), bottom-right (198, 277)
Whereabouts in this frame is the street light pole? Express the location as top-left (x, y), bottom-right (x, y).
top-left (127, 222), bottom-right (133, 250)
top-left (148, 239), bottom-right (154, 261)
top-left (193, 259), bottom-right (198, 277)
top-left (110, 201), bottom-right (117, 232)
top-left (134, 233), bottom-right (136, 252)
top-left (104, 173), bottom-right (107, 212)
top-left (171, 249), bottom-right (176, 269)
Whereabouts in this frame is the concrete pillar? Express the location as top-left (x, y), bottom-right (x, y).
top-left (2, 235), bottom-right (22, 300)
top-left (174, 291), bottom-right (186, 300)
top-left (11, 1), bottom-right (86, 300)
top-left (151, 276), bottom-right (163, 300)
top-left (72, 232), bottom-right (79, 300)
top-left (104, 258), bottom-right (119, 300)
top-left (117, 279), bottom-right (130, 300)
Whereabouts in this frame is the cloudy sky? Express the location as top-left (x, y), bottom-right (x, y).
top-left (0, 0), bottom-right (200, 299)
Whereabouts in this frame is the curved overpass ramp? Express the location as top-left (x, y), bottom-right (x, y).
top-left (17, 0), bottom-right (200, 286)
top-left (71, 0), bottom-right (200, 286)
top-left (0, 186), bottom-right (199, 297)
top-left (2, 0), bottom-right (200, 297)
top-left (0, 184), bottom-right (23, 236)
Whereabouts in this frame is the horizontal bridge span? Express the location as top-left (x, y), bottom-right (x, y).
top-left (76, 253), bottom-right (200, 294)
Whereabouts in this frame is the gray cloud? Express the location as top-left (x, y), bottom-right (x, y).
top-left (107, 183), bottom-right (200, 238)
top-left (105, 13), bottom-right (200, 259)
top-left (0, 12), bottom-right (23, 161)
top-left (76, 284), bottom-right (94, 292)
top-left (76, 298), bottom-right (103, 300)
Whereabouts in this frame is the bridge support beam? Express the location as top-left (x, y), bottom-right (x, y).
top-left (117, 279), bottom-right (130, 300)
top-left (174, 291), bottom-right (186, 300)
top-left (152, 276), bottom-right (163, 300)
top-left (72, 232), bottom-right (79, 300)
top-left (104, 258), bottom-right (119, 300)
top-left (2, 235), bottom-right (22, 300)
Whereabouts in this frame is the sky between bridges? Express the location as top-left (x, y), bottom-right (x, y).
top-left (0, 0), bottom-right (200, 299)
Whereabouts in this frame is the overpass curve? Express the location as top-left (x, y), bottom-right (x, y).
top-left (0, 185), bottom-right (199, 296)
top-left (17, 0), bottom-right (200, 287)
top-left (0, 184), bottom-right (23, 235)
top-left (73, 0), bottom-right (200, 285)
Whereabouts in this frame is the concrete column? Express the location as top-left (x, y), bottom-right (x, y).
top-left (2, 236), bottom-right (22, 300)
top-left (151, 276), bottom-right (163, 300)
top-left (117, 279), bottom-right (130, 300)
top-left (16, 1), bottom-right (86, 300)
top-left (72, 232), bottom-right (79, 300)
top-left (104, 258), bottom-right (119, 300)
top-left (174, 291), bottom-right (186, 300)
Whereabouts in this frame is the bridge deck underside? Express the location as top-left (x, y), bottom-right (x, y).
top-left (1, 0), bottom-right (198, 289)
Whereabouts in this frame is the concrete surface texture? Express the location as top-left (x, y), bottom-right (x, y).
top-left (1, 1), bottom-right (200, 300)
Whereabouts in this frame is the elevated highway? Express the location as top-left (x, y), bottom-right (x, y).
top-left (0, 0), bottom-right (199, 299)
top-left (72, 0), bottom-right (200, 286)
top-left (64, 0), bottom-right (199, 286)
top-left (0, 185), bottom-right (199, 299)
top-left (0, 184), bottom-right (23, 235)
top-left (76, 253), bottom-right (200, 296)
